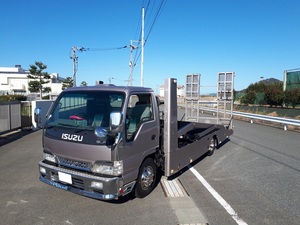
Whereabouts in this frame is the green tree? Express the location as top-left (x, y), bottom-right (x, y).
top-left (240, 82), bottom-right (268, 105)
top-left (44, 87), bottom-right (51, 93)
top-left (285, 88), bottom-right (300, 108)
top-left (80, 81), bottom-right (88, 86)
top-left (264, 83), bottom-right (284, 107)
top-left (27, 80), bottom-right (41, 93)
top-left (247, 82), bottom-right (267, 93)
top-left (62, 77), bottom-right (74, 90)
top-left (27, 61), bottom-right (51, 99)
top-left (240, 91), bottom-right (256, 105)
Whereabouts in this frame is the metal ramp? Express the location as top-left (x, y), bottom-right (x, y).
top-left (184, 72), bottom-right (235, 129)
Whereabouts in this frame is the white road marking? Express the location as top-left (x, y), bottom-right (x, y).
top-left (189, 166), bottom-right (248, 225)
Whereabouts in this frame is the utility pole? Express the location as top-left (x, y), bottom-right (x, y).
top-left (70, 47), bottom-right (86, 87)
top-left (141, 7), bottom-right (145, 87)
top-left (70, 47), bottom-right (78, 87)
top-left (129, 40), bottom-right (139, 86)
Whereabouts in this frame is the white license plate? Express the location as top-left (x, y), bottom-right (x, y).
top-left (58, 172), bottom-right (72, 184)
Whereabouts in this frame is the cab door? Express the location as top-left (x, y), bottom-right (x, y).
top-left (121, 93), bottom-right (159, 183)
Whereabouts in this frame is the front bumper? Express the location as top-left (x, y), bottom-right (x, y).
top-left (38, 161), bottom-right (135, 200)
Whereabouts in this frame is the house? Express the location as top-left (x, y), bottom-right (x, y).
top-left (0, 65), bottom-right (64, 99)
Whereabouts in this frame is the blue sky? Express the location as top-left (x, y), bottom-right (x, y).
top-left (1, 0), bottom-right (299, 93)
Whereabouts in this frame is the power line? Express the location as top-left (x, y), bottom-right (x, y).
top-left (145, 0), bottom-right (167, 45)
top-left (132, 0), bottom-right (167, 66)
top-left (81, 46), bottom-right (128, 51)
top-left (144, 0), bottom-right (156, 29)
top-left (70, 45), bottom-right (128, 87)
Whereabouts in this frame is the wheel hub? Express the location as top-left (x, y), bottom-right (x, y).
top-left (140, 166), bottom-right (154, 190)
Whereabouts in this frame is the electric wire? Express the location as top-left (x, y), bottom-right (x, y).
top-left (132, 0), bottom-right (167, 68)
top-left (82, 46), bottom-right (128, 51)
top-left (145, 0), bottom-right (167, 45)
top-left (69, 45), bottom-right (127, 59)
top-left (70, 45), bottom-right (128, 85)
top-left (144, 0), bottom-right (156, 29)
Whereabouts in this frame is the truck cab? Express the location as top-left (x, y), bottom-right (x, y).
top-left (39, 84), bottom-right (161, 200)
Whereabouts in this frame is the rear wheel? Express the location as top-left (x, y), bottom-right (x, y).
top-left (207, 137), bottom-right (217, 156)
top-left (135, 158), bottom-right (157, 198)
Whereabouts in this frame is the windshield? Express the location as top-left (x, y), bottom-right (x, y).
top-left (46, 91), bottom-right (125, 130)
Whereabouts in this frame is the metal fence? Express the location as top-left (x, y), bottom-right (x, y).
top-left (21, 101), bottom-right (33, 129)
top-left (0, 100), bottom-right (54, 135)
top-left (0, 102), bottom-right (22, 135)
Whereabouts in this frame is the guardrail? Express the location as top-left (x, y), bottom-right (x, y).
top-left (198, 107), bottom-right (300, 130)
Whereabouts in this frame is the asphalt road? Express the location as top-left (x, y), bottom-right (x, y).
top-left (178, 120), bottom-right (300, 225)
top-left (0, 119), bottom-right (299, 225)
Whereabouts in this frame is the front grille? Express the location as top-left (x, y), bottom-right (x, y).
top-left (57, 157), bottom-right (91, 171)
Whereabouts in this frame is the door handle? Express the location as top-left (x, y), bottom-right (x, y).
top-left (151, 134), bottom-right (156, 140)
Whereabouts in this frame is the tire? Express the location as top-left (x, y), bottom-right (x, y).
top-left (135, 158), bottom-right (157, 198)
top-left (207, 137), bottom-right (217, 156)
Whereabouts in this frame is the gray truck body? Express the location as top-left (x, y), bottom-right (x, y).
top-left (38, 78), bottom-right (233, 200)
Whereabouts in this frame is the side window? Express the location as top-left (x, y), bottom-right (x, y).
top-left (126, 94), bottom-right (153, 141)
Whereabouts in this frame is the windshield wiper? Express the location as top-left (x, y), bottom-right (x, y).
top-left (45, 125), bottom-right (54, 129)
top-left (74, 129), bottom-right (87, 133)
top-left (57, 123), bottom-right (79, 128)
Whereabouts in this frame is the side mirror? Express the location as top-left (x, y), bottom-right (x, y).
top-left (94, 112), bottom-right (122, 140)
top-left (34, 107), bottom-right (41, 124)
top-left (110, 112), bottom-right (122, 131)
top-left (156, 96), bottom-right (163, 105)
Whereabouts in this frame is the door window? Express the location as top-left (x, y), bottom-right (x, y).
top-left (126, 94), bottom-right (153, 141)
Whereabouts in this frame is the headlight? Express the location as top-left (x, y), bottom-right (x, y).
top-left (43, 152), bottom-right (56, 163)
top-left (92, 161), bottom-right (123, 176)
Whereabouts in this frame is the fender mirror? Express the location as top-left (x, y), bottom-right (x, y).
top-left (110, 112), bottom-right (122, 132)
top-left (34, 107), bottom-right (41, 124)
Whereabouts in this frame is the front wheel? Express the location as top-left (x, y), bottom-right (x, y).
top-left (135, 158), bottom-right (157, 198)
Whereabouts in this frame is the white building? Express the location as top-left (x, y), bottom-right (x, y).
top-left (0, 65), bottom-right (64, 99)
top-left (159, 84), bottom-right (185, 97)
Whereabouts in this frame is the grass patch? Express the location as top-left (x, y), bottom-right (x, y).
top-left (234, 105), bottom-right (300, 119)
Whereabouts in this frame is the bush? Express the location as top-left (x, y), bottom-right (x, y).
top-left (14, 95), bottom-right (27, 101)
top-left (0, 94), bottom-right (27, 102)
top-left (42, 95), bottom-right (50, 100)
top-left (0, 95), bottom-right (10, 102)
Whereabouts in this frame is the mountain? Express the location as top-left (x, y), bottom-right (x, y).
top-left (259, 78), bottom-right (282, 85)
top-left (238, 78), bottom-right (282, 92)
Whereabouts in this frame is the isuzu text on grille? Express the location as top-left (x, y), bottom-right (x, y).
top-left (61, 133), bottom-right (83, 142)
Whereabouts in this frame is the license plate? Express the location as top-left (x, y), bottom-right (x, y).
top-left (58, 172), bottom-right (72, 184)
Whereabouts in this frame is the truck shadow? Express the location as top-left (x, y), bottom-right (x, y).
top-left (166, 138), bottom-right (231, 181)
top-left (0, 129), bottom-right (37, 147)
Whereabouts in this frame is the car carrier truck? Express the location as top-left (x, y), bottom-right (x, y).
top-left (37, 78), bottom-right (233, 200)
